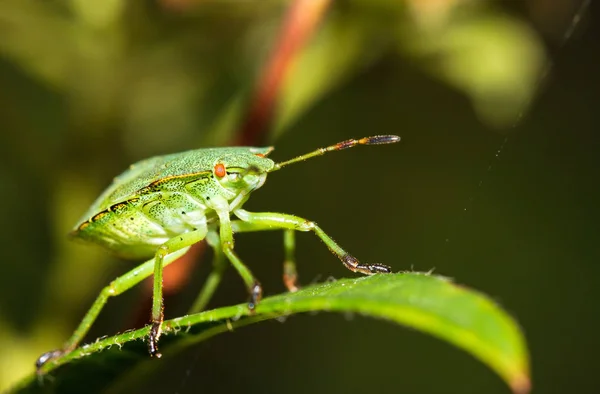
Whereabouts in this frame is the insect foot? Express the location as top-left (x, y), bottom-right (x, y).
top-left (247, 281), bottom-right (263, 311)
top-left (342, 255), bottom-right (392, 275)
top-left (148, 321), bottom-right (163, 358)
top-left (364, 263), bottom-right (393, 274)
top-left (35, 349), bottom-right (64, 371)
top-left (283, 260), bottom-right (299, 293)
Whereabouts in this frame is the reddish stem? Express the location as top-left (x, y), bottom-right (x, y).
top-left (238, 0), bottom-right (332, 145)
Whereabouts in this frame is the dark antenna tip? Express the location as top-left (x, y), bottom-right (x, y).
top-left (270, 134), bottom-right (401, 172)
top-left (361, 135), bottom-right (401, 145)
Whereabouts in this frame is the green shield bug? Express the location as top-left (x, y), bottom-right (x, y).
top-left (36, 135), bottom-right (400, 368)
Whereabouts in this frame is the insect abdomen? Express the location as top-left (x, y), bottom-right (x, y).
top-left (73, 191), bottom-right (209, 259)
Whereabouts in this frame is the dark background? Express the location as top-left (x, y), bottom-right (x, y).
top-left (0, 1), bottom-right (598, 393)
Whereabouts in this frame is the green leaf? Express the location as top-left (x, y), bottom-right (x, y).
top-left (12, 273), bottom-right (530, 394)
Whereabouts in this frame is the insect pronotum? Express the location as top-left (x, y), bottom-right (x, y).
top-left (36, 135), bottom-right (400, 369)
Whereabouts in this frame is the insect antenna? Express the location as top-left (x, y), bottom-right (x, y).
top-left (268, 135), bottom-right (400, 172)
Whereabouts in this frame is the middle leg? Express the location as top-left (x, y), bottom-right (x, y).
top-left (231, 220), bottom-right (299, 292)
top-left (188, 230), bottom-right (228, 314)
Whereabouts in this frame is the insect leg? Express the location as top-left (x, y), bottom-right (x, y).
top-left (283, 229), bottom-right (299, 292)
top-left (213, 205), bottom-right (262, 310)
top-left (188, 230), bottom-right (228, 314)
top-left (36, 247), bottom-right (190, 371)
top-left (149, 227), bottom-right (208, 357)
top-left (233, 209), bottom-right (392, 275)
top-left (230, 220), bottom-right (299, 292)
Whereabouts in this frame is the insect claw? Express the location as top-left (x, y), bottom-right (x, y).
top-left (357, 263), bottom-right (392, 274)
top-left (35, 349), bottom-right (64, 371)
top-left (148, 322), bottom-right (163, 358)
top-left (283, 273), bottom-right (299, 293)
top-left (342, 255), bottom-right (392, 275)
top-left (369, 264), bottom-right (393, 274)
top-left (247, 281), bottom-right (263, 311)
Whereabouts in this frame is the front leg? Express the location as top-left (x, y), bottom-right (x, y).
top-left (233, 209), bottom-right (392, 275)
top-left (148, 227), bottom-right (207, 357)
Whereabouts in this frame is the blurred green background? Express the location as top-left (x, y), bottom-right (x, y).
top-left (0, 0), bottom-right (598, 393)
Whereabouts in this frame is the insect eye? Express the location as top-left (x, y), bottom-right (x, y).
top-left (214, 163), bottom-right (226, 178)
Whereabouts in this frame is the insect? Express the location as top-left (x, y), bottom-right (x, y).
top-left (36, 134), bottom-right (400, 369)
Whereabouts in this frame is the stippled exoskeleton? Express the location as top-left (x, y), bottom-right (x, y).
top-left (36, 135), bottom-right (400, 369)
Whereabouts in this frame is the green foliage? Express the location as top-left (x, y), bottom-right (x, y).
top-left (15, 273), bottom-right (528, 393)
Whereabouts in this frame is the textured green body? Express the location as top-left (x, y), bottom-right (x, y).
top-left (72, 146), bottom-right (275, 259)
top-left (35, 135), bottom-right (399, 369)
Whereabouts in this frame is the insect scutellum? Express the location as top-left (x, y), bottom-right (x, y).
top-left (36, 135), bottom-right (400, 371)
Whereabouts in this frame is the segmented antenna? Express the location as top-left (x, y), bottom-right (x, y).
top-left (269, 135), bottom-right (401, 172)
